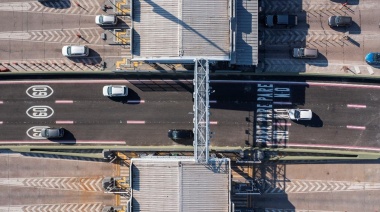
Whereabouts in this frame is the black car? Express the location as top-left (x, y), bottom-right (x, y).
top-left (168, 129), bottom-right (194, 141)
top-left (328, 16), bottom-right (352, 27)
top-left (40, 127), bottom-right (64, 138)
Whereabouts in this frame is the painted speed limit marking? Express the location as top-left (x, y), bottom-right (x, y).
top-left (26, 106), bottom-right (54, 119)
top-left (26, 126), bottom-right (49, 139)
top-left (26, 85), bottom-right (54, 98)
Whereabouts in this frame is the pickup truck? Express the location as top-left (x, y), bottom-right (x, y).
top-left (265, 14), bottom-right (298, 27)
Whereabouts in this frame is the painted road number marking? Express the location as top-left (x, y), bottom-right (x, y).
top-left (26, 106), bottom-right (54, 119)
top-left (26, 126), bottom-right (50, 139)
top-left (26, 85), bottom-right (54, 98)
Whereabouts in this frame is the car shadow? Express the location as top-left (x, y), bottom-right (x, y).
top-left (107, 88), bottom-right (142, 104)
top-left (171, 138), bottom-right (194, 146)
top-left (49, 128), bottom-right (76, 145)
top-left (292, 112), bottom-right (323, 127)
top-left (38, 0), bottom-right (71, 8)
top-left (329, 0), bottom-right (359, 5)
top-left (65, 50), bottom-right (103, 65)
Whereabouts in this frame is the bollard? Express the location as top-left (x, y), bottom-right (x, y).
top-left (76, 34), bottom-right (82, 38)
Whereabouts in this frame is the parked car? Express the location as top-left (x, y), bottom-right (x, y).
top-left (328, 16), bottom-right (352, 27)
top-left (266, 14), bottom-right (297, 27)
top-left (293, 48), bottom-right (318, 58)
top-left (365, 52), bottom-right (380, 65)
top-left (40, 127), bottom-right (64, 138)
top-left (103, 85), bottom-right (128, 97)
top-left (168, 129), bottom-right (194, 141)
top-left (288, 109), bottom-right (313, 121)
top-left (95, 15), bottom-right (118, 25)
top-left (62, 45), bottom-right (89, 57)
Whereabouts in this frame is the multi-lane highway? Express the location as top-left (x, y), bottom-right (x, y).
top-left (0, 78), bottom-right (379, 150)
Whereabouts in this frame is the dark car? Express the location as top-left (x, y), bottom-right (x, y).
top-left (40, 127), bottom-right (64, 138)
top-left (328, 16), bottom-right (352, 27)
top-left (168, 129), bottom-right (194, 141)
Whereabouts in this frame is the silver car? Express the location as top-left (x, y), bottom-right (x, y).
top-left (95, 15), bottom-right (118, 25)
top-left (62, 45), bottom-right (89, 57)
top-left (103, 85), bottom-right (128, 97)
top-left (40, 127), bottom-right (64, 138)
top-left (288, 109), bottom-right (312, 121)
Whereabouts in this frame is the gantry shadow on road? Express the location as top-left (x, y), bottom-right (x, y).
top-left (38, 0), bottom-right (71, 8)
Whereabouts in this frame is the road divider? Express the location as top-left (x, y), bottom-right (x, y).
top-left (126, 120), bottom-right (146, 124)
top-left (56, 120), bottom-right (74, 124)
top-left (55, 100), bottom-right (74, 104)
top-left (127, 100), bottom-right (145, 104)
top-left (347, 104), bottom-right (366, 108)
top-left (347, 125), bottom-right (366, 130)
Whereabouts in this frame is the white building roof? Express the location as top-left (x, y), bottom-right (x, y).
top-left (130, 158), bottom-right (231, 212)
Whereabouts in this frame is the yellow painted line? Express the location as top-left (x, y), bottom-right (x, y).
top-left (116, 58), bottom-right (127, 69)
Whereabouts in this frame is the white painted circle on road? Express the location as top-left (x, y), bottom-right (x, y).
top-left (26, 126), bottom-right (49, 139)
top-left (26, 106), bottom-right (54, 119)
top-left (26, 85), bottom-right (54, 98)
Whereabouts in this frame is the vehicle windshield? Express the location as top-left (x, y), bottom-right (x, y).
top-left (107, 87), bottom-right (112, 95)
top-left (294, 110), bottom-right (300, 119)
top-left (335, 16), bottom-right (341, 24)
top-left (299, 48), bottom-right (304, 56)
top-left (99, 16), bottom-right (103, 23)
top-left (67, 47), bottom-right (71, 55)
top-left (374, 53), bottom-right (380, 62)
top-left (273, 16), bottom-right (278, 24)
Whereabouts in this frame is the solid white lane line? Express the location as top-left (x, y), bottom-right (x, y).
top-left (126, 120), bottom-right (145, 124)
top-left (56, 120), bottom-right (74, 124)
top-left (127, 100), bottom-right (145, 104)
top-left (55, 100), bottom-right (74, 104)
top-left (285, 143), bottom-right (380, 152)
top-left (0, 140), bottom-right (126, 144)
top-left (347, 104), bottom-right (366, 108)
top-left (210, 121), bottom-right (218, 125)
top-left (347, 125), bottom-right (366, 130)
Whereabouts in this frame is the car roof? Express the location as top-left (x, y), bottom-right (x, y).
top-left (111, 86), bottom-right (125, 94)
top-left (70, 46), bottom-right (86, 54)
top-left (102, 15), bottom-right (115, 23)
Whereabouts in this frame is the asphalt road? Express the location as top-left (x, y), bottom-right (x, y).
top-left (0, 78), bottom-right (379, 150)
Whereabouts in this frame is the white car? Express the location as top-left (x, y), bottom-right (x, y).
top-left (288, 109), bottom-right (312, 121)
top-left (62, 45), bottom-right (89, 57)
top-left (103, 85), bottom-right (128, 97)
top-left (95, 15), bottom-right (118, 25)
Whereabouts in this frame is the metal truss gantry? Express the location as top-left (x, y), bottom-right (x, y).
top-left (193, 59), bottom-right (210, 163)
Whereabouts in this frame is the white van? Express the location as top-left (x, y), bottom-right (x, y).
top-left (293, 48), bottom-right (318, 59)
